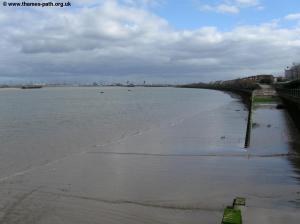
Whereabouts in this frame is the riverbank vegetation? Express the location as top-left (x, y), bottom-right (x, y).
top-left (178, 79), bottom-right (259, 92)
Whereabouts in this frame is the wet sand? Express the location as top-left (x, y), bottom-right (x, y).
top-left (0, 88), bottom-right (299, 223)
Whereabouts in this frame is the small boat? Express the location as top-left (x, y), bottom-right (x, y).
top-left (100, 91), bottom-right (104, 94)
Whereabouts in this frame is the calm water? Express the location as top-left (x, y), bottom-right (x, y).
top-left (0, 87), bottom-right (246, 178)
top-left (0, 87), bottom-right (299, 224)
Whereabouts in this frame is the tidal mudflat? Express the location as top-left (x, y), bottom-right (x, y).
top-left (0, 87), bottom-right (299, 223)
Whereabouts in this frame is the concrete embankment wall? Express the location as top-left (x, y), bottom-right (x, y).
top-left (275, 86), bottom-right (300, 131)
top-left (280, 98), bottom-right (300, 131)
top-left (227, 89), bottom-right (253, 109)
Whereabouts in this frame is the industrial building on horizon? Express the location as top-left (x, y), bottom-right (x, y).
top-left (285, 63), bottom-right (300, 80)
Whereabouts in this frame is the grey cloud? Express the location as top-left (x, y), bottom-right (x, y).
top-left (0, 1), bottom-right (300, 83)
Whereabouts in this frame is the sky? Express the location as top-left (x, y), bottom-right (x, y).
top-left (0, 0), bottom-right (300, 84)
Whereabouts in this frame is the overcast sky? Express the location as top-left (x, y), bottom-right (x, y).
top-left (1, 0), bottom-right (300, 84)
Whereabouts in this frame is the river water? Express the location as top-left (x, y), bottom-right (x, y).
top-left (0, 87), bottom-right (299, 223)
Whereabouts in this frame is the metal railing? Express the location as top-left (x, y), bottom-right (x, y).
top-left (276, 88), bottom-right (300, 99)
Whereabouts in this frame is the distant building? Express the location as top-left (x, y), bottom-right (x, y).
top-left (285, 64), bottom-right (300, 80)
top-left (240, 74), bottom-right (274, 84)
